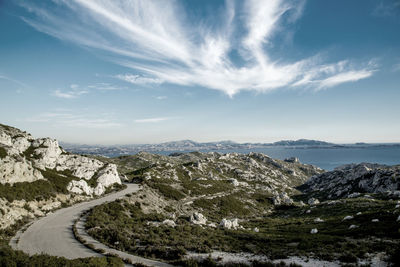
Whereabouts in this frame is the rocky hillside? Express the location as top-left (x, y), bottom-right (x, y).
top-left (98, 151), bottom-right (323, 220)
top-left (0, 123), bottom-right (122, 229)
top-left (85, 154), bottom-right (400, 265)
top-left (300, 163), bottom-right (400, 199)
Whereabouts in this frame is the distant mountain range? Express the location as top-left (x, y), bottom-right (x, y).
top-left (60, 139), bottom-right (400, 157)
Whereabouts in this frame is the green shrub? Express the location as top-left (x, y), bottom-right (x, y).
top-left (148, 183), bottom-right (185, 200)
top-left (0, 147), bottom-right (7, 159)
top-left (0, 244), bottom-right (124, 266)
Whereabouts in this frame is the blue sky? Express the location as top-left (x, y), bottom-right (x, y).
top-left (0, 0), bottom-right (399, 144)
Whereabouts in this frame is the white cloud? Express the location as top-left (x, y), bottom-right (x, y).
top-left (52, 83), bottom-right (124, 98)
top-left (20, 0), bottom-right (375, 96)
top-left (155, 96), bottom-right (167, 100)
top-left (116, 74), bottom-right (163, 85)
top-left (134, 117), bottom-right (172, 123)
top-left (87, 83), bottom-right (124, 91)
top-left (316, 70), bottom-right (374, 90)
top-left (52, 88), bottom-right (88, 99)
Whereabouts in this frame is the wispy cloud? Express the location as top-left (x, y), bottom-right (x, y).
top-left (52, 83), bottom-right (124, 98)
top-left (0, 74), bottom-right (29, 89)
top-left (155, 96), bottom-right (167, 100)
top-left (52, 88), bottom-right (88, 99)
top-left (88, 82), bottom-right (124, 91)
top-left (372, 0), bottom-right (400, 17)
top-left (134, 117), bottom-right (173, 123)
top-left (27, 111), bottom-right (121, 128)
top-left (116, 74), bottom-right (163, 85)
top-left (20, 0), bottom-right (375, 96)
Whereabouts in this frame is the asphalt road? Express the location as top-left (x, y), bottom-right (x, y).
top-left (13, 184), bottom-right (140, 259)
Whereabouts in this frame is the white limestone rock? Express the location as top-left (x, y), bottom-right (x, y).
top-left (254, 227), bottom-right (259, 232)
top-left (96, 164), bottom-right (121, 188)
top-left (314, 218), bottom-right (324, 223)
top-left (67, 180), bottom-right (93, 195)
top-left (32, 138), bottom-right (63, 169)
top-left (273, 192), bottom-right (294, 206)
top-left (11, 137), bottom-right (31, 154)
top-left (208, 222), bottom-right (217, 228)
top-left (230, 178), bottom-right (240, 187)
top-left (397, 215), bottom-right (400, 222)
top-left (349, 225), bottom-right (358, 229)
top-left (190, 212), bottom-right (207, 225)
top-left (0, 131), bottom-right (12, 146)
top-left (343, 215), bottom-right (354, 221)
top-left (162, 219), bottom-right (176, 227)
top-left (308, 198), bottom-right (320, 205)
top-left (220, 218), bottom-right (239, 230)
top-left (310, 228), bottom-right (318, 234)
top-left (371, 219), bottom-right (379, 223)
top-left (93, 183), bottom-right (105, 196)
top-left (56, 154), bottom-right (104, 180)
top-left (0, 156), bottom-right (44, 184)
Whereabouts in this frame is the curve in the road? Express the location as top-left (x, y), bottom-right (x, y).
top-left (11, 183), bottom-right (171, 267)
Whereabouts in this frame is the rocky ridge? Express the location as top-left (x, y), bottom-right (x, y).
top-left (0, 123), bottom-right (122, 228)
top-left (300, 163), bottom-right (400, 199)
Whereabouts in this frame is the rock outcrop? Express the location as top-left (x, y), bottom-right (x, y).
top-left (220, 218), bottom-right (239, 230)
top-left (300, 163), bottom-right (400, 199)
top-left (0, 123), bottom-right (121, 192)
top-left (0, 123), bottom-right (123, 229)
top-left (272, 192), bottom-right (294, 206)
top-left (190, 212), bottom-right (207, 225)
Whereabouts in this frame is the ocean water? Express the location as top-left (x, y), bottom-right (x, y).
top-left (155, 146), bottom-right (400, 171)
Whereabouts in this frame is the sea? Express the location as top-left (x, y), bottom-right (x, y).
top-left (154, 146), bottom-right (400, 171)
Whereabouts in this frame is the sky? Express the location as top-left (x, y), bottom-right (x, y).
top-left (0, 0), bottom-right (399, 145)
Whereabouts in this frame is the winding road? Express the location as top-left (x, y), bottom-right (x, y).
top-left (10, 183), bottom-right (171, 266)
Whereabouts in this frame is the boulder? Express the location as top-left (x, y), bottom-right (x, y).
top-left (220, 218), bottom-right (239, 230)
top-left (96, 164), bottom-right (121, 187)
top-left (308, 198), bottom-right (320, 205)
top-left (343, 215), bottom-right (354, 221)
top-left (273, 192), bottom-right (294, 206)
top-left (349, 225), bottom-right (358, 229)
top-left (67, 180), bottom-right (93, 195)
top-left (314, 218), bottom-right (324, 223)
top-left (93, 183), bottom-right (105, 196)
top-left (162, 219), bottom-right (176, 227)
top-left (190, 212), bottom-right (207, 225)
top-left (310, 228), bottom-right (318, 234)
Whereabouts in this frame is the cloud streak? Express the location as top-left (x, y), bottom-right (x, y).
top-left (134, 117), bottom-right (173, 123)
top-left (19, 0), bottom-right (375, 96)
top-left (51, 83), bottom-right (124, 98)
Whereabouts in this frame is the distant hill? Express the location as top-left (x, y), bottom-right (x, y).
top-left (272, 139), bottom-right (335, 146)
